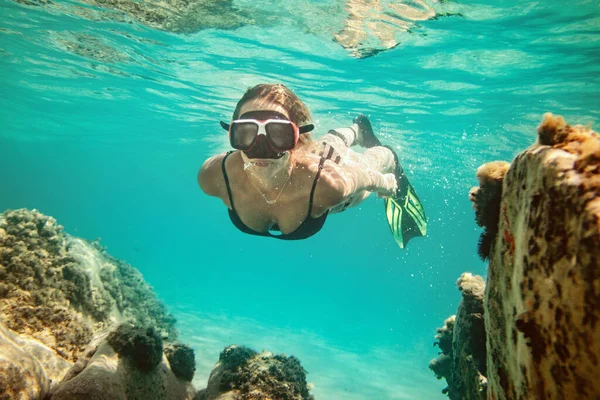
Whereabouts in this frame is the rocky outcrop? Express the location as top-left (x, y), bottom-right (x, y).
top-left (484, 113), bottom-right (600, 399)
top-left (430, 273), bottom-right (486, 400)
top-left (434, 113), bottom-right (599, 399)
top-left (196, 345), bottom-right (314, 400)
top-left (460, 113), bottom-right (600, 399)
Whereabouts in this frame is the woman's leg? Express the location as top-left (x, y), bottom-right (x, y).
top-left (331, 145), bottom-right (396, 212)
top-left (359, 146), bottom-right (396, 174)
top-left (322, 125), bottom-right (397, 213)
top-left (326, 125), bottom-right (360, 147)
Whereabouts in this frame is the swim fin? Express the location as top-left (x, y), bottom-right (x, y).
top-left (383, 146), bottom-right (427, 249)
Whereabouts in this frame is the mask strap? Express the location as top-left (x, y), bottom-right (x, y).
top-left (299, 124), bottom-right (314, 134)
top-left (220, 121), bottom-right (230, 131)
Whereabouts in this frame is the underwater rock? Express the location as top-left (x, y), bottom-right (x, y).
top-left (165, 343), bottom-right (196, 382)
top-left (478, 113), bottom-right (600, 399)
top-left (469, 161), bottom-right (511, 260)
top-left (50, 337), bottom-right (196, 400)
top-left (107, 324), bottom-right (164, 373)
top-left (0, 208), bottom-right (177, 362)
top-left (197, 345), bottom-right (314, 400)
top-left (430, 273), bottom-right (486, 400)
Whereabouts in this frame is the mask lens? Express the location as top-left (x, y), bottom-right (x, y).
top-left (266, 122), bottom-right (295, 150)
top-left (231, 122), bottom-right (258, 149)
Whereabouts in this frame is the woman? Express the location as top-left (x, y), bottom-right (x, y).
top-left (198, 83), bottom-right (418, 242)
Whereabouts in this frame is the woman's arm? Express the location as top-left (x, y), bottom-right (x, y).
top-left (314, 161), bottom-right (397, 212)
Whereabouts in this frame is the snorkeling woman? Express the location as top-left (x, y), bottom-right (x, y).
top-left (198, 84), bottom-right (426, 246)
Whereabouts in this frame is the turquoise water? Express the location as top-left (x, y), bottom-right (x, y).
top-left (1, 0), bottom-right (599, 397)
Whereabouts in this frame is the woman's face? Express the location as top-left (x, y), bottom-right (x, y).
top-left (236, 99), bottom-right (294, 163)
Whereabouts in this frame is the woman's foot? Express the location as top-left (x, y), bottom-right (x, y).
top-left (353, 114), bottom-right (381, 148)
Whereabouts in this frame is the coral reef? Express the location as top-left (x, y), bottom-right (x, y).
top-left (0, 209), bottom-right (177, 362)
top-left (430, 273), bottom-right (486, 400)
top-left (462, 113), bottom-right (600, 399)
top-left (197, 345), bottom-right (314, 400)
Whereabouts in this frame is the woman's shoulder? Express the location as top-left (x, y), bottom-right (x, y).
top-left (198, 151), bottom-right (236, 197)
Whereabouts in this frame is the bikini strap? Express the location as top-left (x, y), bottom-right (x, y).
top-left (221, 151), bottom-right (235, 211)
top-left (308, 146), bottom-right (333, 216)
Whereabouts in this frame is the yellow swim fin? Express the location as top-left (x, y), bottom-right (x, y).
top-left (383, 147), bottom-right (427, 248)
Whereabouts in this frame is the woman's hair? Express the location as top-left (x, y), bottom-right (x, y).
top-left (233, 83), bottom-right (317, 156)
top-left (232, 83), bottom-right (312, 126)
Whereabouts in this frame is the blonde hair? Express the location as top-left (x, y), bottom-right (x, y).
top-left (233, 83), bottom-right (312, 125)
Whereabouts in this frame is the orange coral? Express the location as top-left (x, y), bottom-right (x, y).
top-left (476, 161), bottom-right (511, 185)
top-left (538, 113), bottom-right (600, 165)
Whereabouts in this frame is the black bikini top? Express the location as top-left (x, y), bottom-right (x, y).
top-left (221, 145), bottom-right (341, 240)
